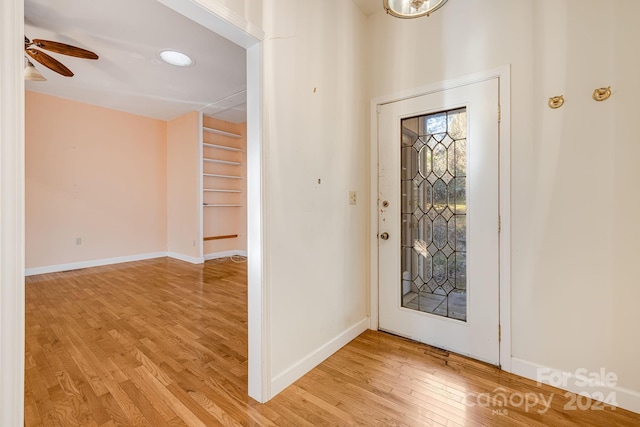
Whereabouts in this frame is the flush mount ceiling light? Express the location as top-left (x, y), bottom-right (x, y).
top-left (159, 49), bottom-right (194, 67)
top-left (384, 0), bottom-right (448, 19)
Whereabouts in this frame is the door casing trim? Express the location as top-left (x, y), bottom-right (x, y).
top-left (369, 65), bottom-right (512, 371)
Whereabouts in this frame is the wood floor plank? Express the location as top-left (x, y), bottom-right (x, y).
top-left (278, 384), bottom-right (366, 426)
top-left (48, 382), bottom-right (98, 427)
top-left (124, 366), bottom-right (179, 422)
top-left (76, 381), bottom-right (112, 426)
top-left (332, 344), bottom-right (487, 424)
top-left (25, 257), bottom-right (640, 426)
top-left (134, 365), bottom-right (206, 427)
top-left (98, 391), bottom-right (135, 427)
top-left (166, 382), bottom-right (226, 427)
top-left (185, 389), bottom-right (245, 427)
top-left (24, 386), bottom-right (44, 426)
top-left (119, 379), bottom-right (170, 427)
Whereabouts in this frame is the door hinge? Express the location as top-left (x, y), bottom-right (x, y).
top-left (498, 325), bottom-right (502, 343)
top-left (498, 104), bottom-right (501, 123)
top-left (498, 216), bottom-right (501, 233)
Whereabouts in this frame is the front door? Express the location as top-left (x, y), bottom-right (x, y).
top-left (378, 78), bottom-right (500, 365)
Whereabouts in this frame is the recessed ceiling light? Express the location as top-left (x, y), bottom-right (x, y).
top-left (159, 50), bottom-right (194, 67)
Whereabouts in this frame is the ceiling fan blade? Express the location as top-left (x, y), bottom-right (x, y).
top-left (32, 39), bottom-right (99, 60)
top-left (26, 48), bottom-right (74, 77)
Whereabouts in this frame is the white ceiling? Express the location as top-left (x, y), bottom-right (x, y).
top-left (24, 0), bottom-right (382, 122)
top-left (24, 0), bottom-right (247, 122)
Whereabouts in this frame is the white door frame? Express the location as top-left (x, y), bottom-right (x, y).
top-left (155, 0), bottom-right (270, 404)
top-left (0, 2), bottom-right (270, 424)
top-left (0, 1), bottom-right (26, 425)
top-left (369, 65), bottom-right (512, 371)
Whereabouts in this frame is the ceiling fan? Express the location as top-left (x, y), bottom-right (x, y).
top-left (24, 36), bottom-right (98, 79)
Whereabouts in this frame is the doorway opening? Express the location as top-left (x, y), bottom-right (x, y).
top-left (8, 3), bottom-right (269, 424)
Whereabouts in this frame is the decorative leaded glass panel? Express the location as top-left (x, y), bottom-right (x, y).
top-left (401, 107), bottom-right (467, 321)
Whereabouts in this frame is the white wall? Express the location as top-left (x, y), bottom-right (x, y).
top-left (215, 0), bottom-right (262, 29)
top-left (610, 1), bottom-right (640, 393)
top-left (368, 0), bottom-right (640, 409)
top-left (262, 0), bottom-right (370, 393)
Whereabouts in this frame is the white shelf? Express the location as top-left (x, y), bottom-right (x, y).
top-left (203, 127), bottom-right (242, 139)
top-left (203, 173), bottom-right (243, 179)
top-left (203, 158), bottom-right (242, 166)
top-left (203, 188), bottom-right (242, 193)
top-left (203, 204), bottom-right (243, 207)
top-left (203, 142), bottom-right (242, 152)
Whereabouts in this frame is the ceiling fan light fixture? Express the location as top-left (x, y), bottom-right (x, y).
top-left (24, 59), bottom-right (47, 81)
top-left (159, 49), bottom-right (194, 67)
top-left (383, 0), bottom-right (448, 19)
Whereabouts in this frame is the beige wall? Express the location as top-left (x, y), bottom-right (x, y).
top-left (610, 1), bottom-right (640, 392)
top-left (263, 0), bottom-right (370, 383)
top-left (368, 0), bottom-right (640, 396)
top-left (25, 91), bottom-right (167, 269)
top-left (167, 111), bottom-right (201, 260)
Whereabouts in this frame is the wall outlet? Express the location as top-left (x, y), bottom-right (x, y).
top-left (349, 191), bottom-right (357, 205)
top-left (75, 237), bottom-right (82, 245)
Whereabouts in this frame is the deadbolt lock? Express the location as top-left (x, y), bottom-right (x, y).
top-left (380, 232), bottom-right (389, 240)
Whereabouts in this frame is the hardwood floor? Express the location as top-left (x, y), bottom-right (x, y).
top-left (25, 258), bottom-right (640, 426)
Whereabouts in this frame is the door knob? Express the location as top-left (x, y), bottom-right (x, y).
top-left (380, 232), bottom-right (389, 240)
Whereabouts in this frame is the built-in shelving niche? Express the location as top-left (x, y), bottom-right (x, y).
top-left (201, 115), bottom-right (246, 257)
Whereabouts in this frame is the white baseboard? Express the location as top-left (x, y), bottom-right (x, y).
top-left (166, 252), bottom-right (204, 264)
top-left (25, 252), bottom-right (168, 276)
top-left (270, 317), bottom-right (370, 398)
top-left (204, 250), bottom-right (248, 261)
top-left (511, 357), bottom-right (640, 414)
top-left (26, 250), bottom-right (248, 275)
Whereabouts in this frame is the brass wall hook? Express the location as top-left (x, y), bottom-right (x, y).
top-left (548, 95), bottom-right (565, 109)
top-left (593, 86), bottom-right (611, 102)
